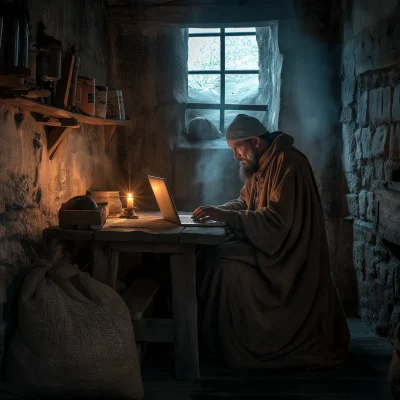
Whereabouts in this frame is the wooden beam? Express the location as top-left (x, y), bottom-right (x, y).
top-left (108, 3), bottom-right (293, 25)
top-left (170, 246), bottom-right (199, 380)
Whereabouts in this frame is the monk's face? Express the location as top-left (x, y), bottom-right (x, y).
top-left (227, 139), bottom-right (258, 179)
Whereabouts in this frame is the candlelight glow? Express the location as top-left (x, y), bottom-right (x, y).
top-left (127, 193), bottom-right (134, 209)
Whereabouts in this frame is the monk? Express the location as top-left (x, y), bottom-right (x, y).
top-left (192, 114), bottom-right (350, 369)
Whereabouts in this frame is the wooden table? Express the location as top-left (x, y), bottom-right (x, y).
top-left (43, 212), bottom-right (226, 381)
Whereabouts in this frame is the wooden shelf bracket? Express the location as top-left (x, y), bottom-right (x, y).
top-left (47, 127), bottom-right (72, 160)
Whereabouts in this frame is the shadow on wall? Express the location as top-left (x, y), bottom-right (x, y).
top-left (278, 16), bottom-right (360, 314)
top-left (174, 142), bottom-right (242, 211)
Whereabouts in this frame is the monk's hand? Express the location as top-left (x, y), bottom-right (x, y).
top-left (192, 206), bottom-right (227, 223)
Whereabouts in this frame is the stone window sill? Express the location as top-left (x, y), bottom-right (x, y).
top-left (175, 138), bottom-right (230, 150)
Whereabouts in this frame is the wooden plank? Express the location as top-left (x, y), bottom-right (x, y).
top-left (170, 246), bottom-right (200, 380)
top-left (72, 113), bottom-right (131, 126)
top-left (121, 278), bottom-right (160, 320)
top-left (111, 242), bottom-right (187, 254)
top-left (54, 48), bottom-right (75, 109)
top-left (0, 98), bottom-right (131, 127)
top-left (31, 113), bottom-right (79, 128)
top-left (42, 226), bottom-right (94, 241)
top-left (179, 226), bottom-right (225, 245)
top-left (133, 318), bottom-right (174, 343)
top-left (0, 98), bottom-right (72, 118)
top-left (95, 216), bottom-right (184, 243)
top-left (92, 242), bottom-right (111, 285)
top-left (108, 3), bottom-right (292, 25)
top-left (95, 228), bottom-right (184, 243)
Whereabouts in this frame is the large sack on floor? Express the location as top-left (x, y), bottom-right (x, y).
top-left (4, 261), bottom-right (144, 399)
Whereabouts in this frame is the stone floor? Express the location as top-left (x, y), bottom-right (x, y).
top-left (141, 318), bottom-right (394, 400)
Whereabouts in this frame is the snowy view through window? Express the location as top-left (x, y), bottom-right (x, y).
top-left (187, 27), bottom-right (265, 135)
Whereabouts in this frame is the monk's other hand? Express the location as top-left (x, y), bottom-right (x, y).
top-left (192, 206), bottom-right (227, 222)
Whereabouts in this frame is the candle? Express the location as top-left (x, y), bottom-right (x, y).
top-left (127, 193), bottom-right (134, 209)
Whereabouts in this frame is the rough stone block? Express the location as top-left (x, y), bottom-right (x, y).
top-left (359, 190), bottom-right (367, 219)
top-left (0, 201), bottom-right (4, 214)
top-left (384, 160), bottom-right (394, 181)
top-left (353, 241), bottom-right (366, 280)
top-left (365, 244), bottom-right (377, 278)
top-left (371, 125), bottom-right (389, 157)
top-left (366, 191), bottom-right (374, 222)
top-left (342, 78), bottom-right (356, 106)
top-left (377, 261), bottom-right (389, 285)
top-left (392, 85), bottom-right (400, 122)
top-left (341, 122), bottom-right (357, 173)
top-left (0, 225), bottom-right (5, 241)
top-left (382, 87), bottom-right (392, 123)
top-left (361, 127), bottom-right (372, 159)
top-left (354, 128), bottom-right (363, 160)
top-left (362, 163), bottom-right (373, 187)
top-left (340, 106), bottom-right (354, 123)
top-left (357, 91), bottom-right (369, 127)
top-left (346, 193), bottom-right (359, 217)
top-left (390, 124), bottom-right (400, 161)
top-left (374, 158), bottom-right (385, 180)
top-left (355, 30), bottom-right (373, 76)
top-left (345, 172), bottom-right (362, 193)
top-left (342, 39), bottom-right (356, 78)
top-left (369, 88), bottom-right (383, 126)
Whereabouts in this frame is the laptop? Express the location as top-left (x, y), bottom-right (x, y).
top-left (148, 175), bottom-right (225, 227)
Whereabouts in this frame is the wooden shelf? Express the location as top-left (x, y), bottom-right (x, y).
top-left (0, 97), bottom-right (131, 159)
top-left (0, 98), bottom-right (131, 126)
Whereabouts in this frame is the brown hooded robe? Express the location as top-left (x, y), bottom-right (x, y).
top-left (197, 133), bottom-right (350, 369)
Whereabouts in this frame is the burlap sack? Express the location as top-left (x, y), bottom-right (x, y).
top-left (4, 261), bottom-right (144, 399)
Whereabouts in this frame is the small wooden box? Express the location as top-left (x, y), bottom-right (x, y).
top-left (59, 209), bottom-right (106, 230)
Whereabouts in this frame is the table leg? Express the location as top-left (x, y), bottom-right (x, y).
top-left (170, 246), bottom-right (200, 380)
top-left (92, 242), bottom-right (111, 285)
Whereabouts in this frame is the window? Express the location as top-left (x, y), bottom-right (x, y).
top-left (187, 27), bottom-right (267, 136)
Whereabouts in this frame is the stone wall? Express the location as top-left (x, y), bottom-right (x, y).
top-left (341, 0), bottom-right (400, 337)
top-left (108, 23), bottom-right (187, 210)
top-left (0, 0), bottom-right (115, 315)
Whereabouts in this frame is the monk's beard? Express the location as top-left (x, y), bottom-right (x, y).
top-left (239, 150), bottom-right (258, 181)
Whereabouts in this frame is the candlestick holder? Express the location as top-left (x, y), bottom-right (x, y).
top-left (120, 207), bottom-right (139, 219)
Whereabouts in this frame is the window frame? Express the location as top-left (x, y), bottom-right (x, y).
top-left (187, 28), bottom-right (267, 134)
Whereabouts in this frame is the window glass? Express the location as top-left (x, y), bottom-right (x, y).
top-left (225, 27), bottom-right (256, 33)
top-left (189, 74), bottom-right (220, 103)
top-left (189, 28), bottom-right (220, 34)
top-left (225, 74), bottom-right (260, 105)
top-left (225, 36), bottom-right (258, 70)
top-left (188, 37), bottom-right (220, 71)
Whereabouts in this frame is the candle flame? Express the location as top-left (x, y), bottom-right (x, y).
top-left (128, 193), bottom-right (133, 199)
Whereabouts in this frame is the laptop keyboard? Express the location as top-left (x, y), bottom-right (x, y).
top-left (180, 215), bottom-right (196, 223)
top-left (179, 215), bottom-right (221, 225)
